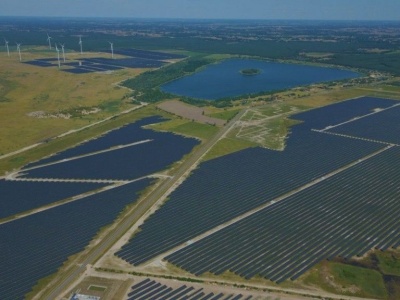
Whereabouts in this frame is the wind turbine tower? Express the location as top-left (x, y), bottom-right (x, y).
top-left (55, 44), bottom-right (61, 68)
top-left (47, 33), bottom-right (52, 50)
top-left (16, 43), bottom-right (22, 62)
top-left (60, 43), bottom-right (66, 62)
top-left (78, 36), bottom-right (83, 54)
top-left (109, 41), bottom-right (114, 59)
top-left (4, 38), bottom-right (10, 57)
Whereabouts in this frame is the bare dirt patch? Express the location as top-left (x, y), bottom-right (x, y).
top-left (157, 100), bottom-right (225, 126)
top-left (27, 111), bottom-right (71, 119)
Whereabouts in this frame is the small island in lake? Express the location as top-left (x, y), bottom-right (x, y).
top-left (240, 68), bottom-right (261, 76)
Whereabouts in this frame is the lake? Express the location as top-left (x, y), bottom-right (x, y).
top-left (161, 59), bottom-right (360, 100)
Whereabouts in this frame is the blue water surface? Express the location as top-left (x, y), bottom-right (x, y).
top-left (161, 59), bottom-right (360, 100)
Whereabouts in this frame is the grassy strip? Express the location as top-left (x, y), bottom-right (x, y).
top-left (203, 137), bottom-right (257, 161)
top-left (208, 108), bottom-right (241, 121)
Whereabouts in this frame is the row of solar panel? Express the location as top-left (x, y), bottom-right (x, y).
top-left (116, 129), bottom-right (384, 265)
top-left (166, 147), bottom-right (400, 282)
top-left (116, 97), bottom-right (400, 283)
top-left (0, 179), bottom-right (151, 300)
top-left (127, 278), bottom-right (252, 300)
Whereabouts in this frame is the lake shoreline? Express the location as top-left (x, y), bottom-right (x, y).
top-left (161, 58), bottom-right (361, 100)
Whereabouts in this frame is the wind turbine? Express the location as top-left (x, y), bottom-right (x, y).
top-left (78, 35), bottom-right (83, 54)
top-left (46, 33), bottom-right (52, 50)
top-left (16, 43), bottom-right (22, 62)
top-left (109, 41), bottom-right (114, 59)
top-left (4, 38), bottom-right (9, 57)
top-left (60, 43), bottom-right (66, 62)
top-left (55, 44), bottom-right (61, 68)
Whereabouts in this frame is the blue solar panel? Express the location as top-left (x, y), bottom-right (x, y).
top-left (112, 48), bottom-right (186, 60)
top-left (0, 179), bottom-right (151, 300)
top-left (166, 146), bottom-right (400, 282)
top-left (0, 180), bottom-right (106, 219)
top-left (82, 57), bottom-right (166, 68)
top-left (25, 116), bottom-right (167, 167)
top-left (126, 279), bottom-right (251, 300)
top-left (116, 129), bottom-right (384, 265)
top-left (22, 118), bottom-right (199, 180)
top-left (24, 60), bottom-right (54, 67)
top-left (328, 104), bottom-right (400, 144)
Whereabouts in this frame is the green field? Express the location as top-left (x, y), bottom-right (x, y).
top-left (150, 119), bottom-right (219, 141)
top-left (300, 248), bottom-right (400, 300)
top-left (376, 251), bottom-right (400, 277)
top-left (303, 261), bottom-right (387, 299)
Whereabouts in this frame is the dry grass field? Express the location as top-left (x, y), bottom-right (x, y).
top-left (0, 47), bottom-right (144, 155)
top-left (157, 100), bottom-right (226, 126)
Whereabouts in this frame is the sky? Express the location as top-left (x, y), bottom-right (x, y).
top-left (1, 0), bottom-right (400, 21)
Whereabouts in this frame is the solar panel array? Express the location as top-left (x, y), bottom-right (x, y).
top-left (0, 179), bottom-right (151, 300)
top-left (326, 104), bottom-right (400, 144)
top-left (0, 180), bottom-right (105, 219)
top-left (166, 147), bottom-right (400, 282)
top-left (127, 278), bottom-right (252, 300)
top-left (112, 48), bottom-right (186, 60)
top-left (24, 60), bottom-right (55, 67)
top-left (116, 97), bottom-right (400, 283)
top-left (81, 57), bottom-right (166, 68)
top-left (25, 116), bottom-right (166, 167)
top-left (116, 127), bottom-right (384, 265)
top-left (292, 96), bottom-right (398, 130)
top-left (0, 116), bottom-right (199, 299)
top-left (21, 129), bottom-right (199, 181)
top-left (24, 48), bottom-right (183, 74)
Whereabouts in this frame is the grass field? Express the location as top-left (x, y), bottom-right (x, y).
top-left (0, 47), bottom-right (143, 155)
top-left (203, 137), bottom-right (257, 161)
top-left (376, 250), bottom-right (400, 277)
top-left (208, 108), bottom-right (241, 121)
top-left (149, 119), bottom-right (219, 141)
top-left (303, 261), bottom-right (387, 299)
top-left (299, 248), bottom-right (400, 300)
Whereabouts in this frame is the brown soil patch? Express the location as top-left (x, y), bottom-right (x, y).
top-left (157, 100), bottom-right (225, 126)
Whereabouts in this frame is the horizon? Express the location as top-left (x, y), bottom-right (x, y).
top-left (1, 16), bottom-right (400, 23)
top-left (1, 0), bottom-right (399, 21)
